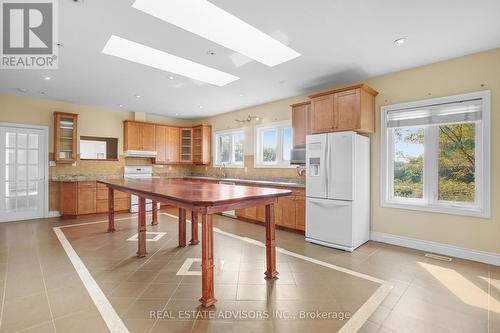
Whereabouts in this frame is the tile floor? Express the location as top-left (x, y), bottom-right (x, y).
top-left (0, 209), bottom-right (498, 333)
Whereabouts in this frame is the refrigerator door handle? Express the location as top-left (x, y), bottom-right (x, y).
top-left (308, 198), bottom-right (351, 206)
top-left (324, 138), bottom-right (329, 195)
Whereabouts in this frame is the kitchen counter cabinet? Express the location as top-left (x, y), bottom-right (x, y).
top-left (59, 181), bottom-right (130, 217)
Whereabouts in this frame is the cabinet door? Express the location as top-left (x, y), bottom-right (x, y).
top-left (278, 197), bottom-right (296, 229)
top-left (180, 128), bottom-right (193, 163)
top-left (60, 182), bottom-right (77, 215)
top-left (154, 125), bottom-right (167, 163)
top-left (295, 197), bottom-right (305, 231)
top-left (311, 94), bottom-right (334, 134)
top-left (124, 121), bottom-right (142, 151)
top-left (77, 187), bottom-right (96, 215)
top-left (334, 89), bottom-right (360, 130)
top-left (141, 123), bottom-right (156, 151)
top-left (167, 127), bottom-right (180, 163)
top-left (292, 103), bottom-right (310, 147)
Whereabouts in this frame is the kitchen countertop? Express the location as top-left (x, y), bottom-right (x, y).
top-left (181, 176), bottom-right (305, 188)
top-left (51, 174), bottom-right (305, 188)
top-left (51, 174), bottom-right (123, 182)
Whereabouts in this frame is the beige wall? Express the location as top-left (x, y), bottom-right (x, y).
top-left (195, 48), bottom-right (500, 254)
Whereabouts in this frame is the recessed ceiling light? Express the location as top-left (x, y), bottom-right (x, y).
top-left (119, 104), bottom-right (124, 108)
top-left (206, 50), bottom-right (216, 56)
top-left (239, 93), bottom-right (244, 97)
top-left (102, 35), bottom-right (239, 86)
top-left (198, 105), bottom-right (203, 109)
top-left (134, 94), bottom-right (141, 98)
top-left (43, 76), bottom-right (51, 80)
top-left (175, 113), bottom-right (179, 116)
top-left (39, 91), bottom-right (46, 95)
top-left (132, 0), bottom-right (301, 67)
top-left (394, 37), bottom-right (407, 45)
top-left (169, 76), bottom-right (174, 80)
top-left (16, 88), bottom-right (27, 93)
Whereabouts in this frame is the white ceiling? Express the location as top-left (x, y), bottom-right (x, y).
top-left (1, 0), bottom-right (500, 118)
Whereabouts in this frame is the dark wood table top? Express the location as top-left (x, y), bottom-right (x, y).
top-left (97, 178), bottom-right (292, 207)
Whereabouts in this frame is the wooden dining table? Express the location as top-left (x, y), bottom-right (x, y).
top-left (97, 178), bottom-right (292, 307)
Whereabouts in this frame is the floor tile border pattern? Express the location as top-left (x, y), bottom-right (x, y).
top-left (53, 213), bottom-right (393, 333)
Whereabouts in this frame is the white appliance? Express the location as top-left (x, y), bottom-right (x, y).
top-left (124, 150), bottom-right (158, 158)
top-left (124, 166), bottom-right (160, 213)
top-left (305, 131), bottom-right (370, 252)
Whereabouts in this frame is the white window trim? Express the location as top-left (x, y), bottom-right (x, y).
top-left (254, 120), bottom-right (294, 169)
top-left (212, 128), bottom-right (244, 168)
top-left (380, 90), bottom-right (491, 218)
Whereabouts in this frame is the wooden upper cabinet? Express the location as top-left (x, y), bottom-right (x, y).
top-left (309, 84), bottom-right (378, 134)
top-left (291, 102), bottom-right (311, 147)
top-left (180, 128), bottom-right (193, 163)
top-left (310, 94), bottom-right (335, 134)
top-left (54, 112), bottom-right (78, 163)
top-left (193, 124), bottom-right (211, 165)
top-left (124, 121), bottom-right (156, 151)
top-left (167, 126), bottom-right (180, 163)
top-left (141, 123), bottom-right (156, 151)
top-left (154, 125), bottom-right (168, 164)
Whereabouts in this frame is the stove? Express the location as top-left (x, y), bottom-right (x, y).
top-left (124, 166), bottom-right (160, 213)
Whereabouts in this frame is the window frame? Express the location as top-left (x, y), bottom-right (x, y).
top-left (380, 90), bottom-right (491, 218)
top-left (212, 128), bottom-right (244, 168)
top-left (254, 120), bottom-right (294, 168)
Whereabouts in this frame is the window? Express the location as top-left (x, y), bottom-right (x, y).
top-left (213, 129), bottom-right (244, 167)
top-left (381, 91), bottom-right (490, 217)
top-left (254, 121), bottom-right (293, 168)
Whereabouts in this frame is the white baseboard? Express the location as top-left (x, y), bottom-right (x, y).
top-left (370, 231), bottom-right (500, 266)
top-left (48, 211), bottom-right (61, 218)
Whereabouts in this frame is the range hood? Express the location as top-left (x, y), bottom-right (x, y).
top-left (290, 146), bottom-right (306, 165)
top-left (124, 150), bottom-right (158, 158)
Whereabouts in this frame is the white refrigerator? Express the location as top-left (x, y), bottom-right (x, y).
top-left (305, 131), bottom-right (370, 252)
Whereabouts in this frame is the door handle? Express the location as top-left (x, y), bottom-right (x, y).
top-left (308, 198), bottom-right (350, 206)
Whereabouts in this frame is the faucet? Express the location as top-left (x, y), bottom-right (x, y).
top-left (219, 163), bottom-right (227, 179)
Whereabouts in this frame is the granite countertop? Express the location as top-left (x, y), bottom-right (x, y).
top-left (181, 176), bottom-right (305, 188)
top-left (51, 174), bottom-right (305, 188)
top-left (51, 174), bottom-right (123, 182)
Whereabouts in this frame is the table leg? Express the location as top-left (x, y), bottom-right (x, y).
top-left (151, 200), bottom-right (158, 225)
top-left (107, 187), bottom-right (115, 232)
top-left (178, 208), bottom-right (186, 247)
top-left (264, 204), bottom-right (278, 279)
top-left (189, 211), bottom-right (199, 245)
top-left (137, 197), bottom-right (147, 257)
top-left (200, 214), bottom-right (216, 307)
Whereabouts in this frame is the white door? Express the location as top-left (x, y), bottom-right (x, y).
top-left (0, 125), bottom-right (47, 222)
top-left (328, 132), bottom-right (355, 201)
top-left (306, 197), bottom-right (353, 248)
top-left (306, 133), bottom-right (328, 198)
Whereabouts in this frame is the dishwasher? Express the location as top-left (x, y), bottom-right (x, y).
top-left (218, 180), bottom-right (237, 218)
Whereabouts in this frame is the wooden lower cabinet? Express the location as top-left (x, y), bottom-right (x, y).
top-left (235, 187), bottom-right (305, 232)
top-left (60, 181), bottom-right (130, 216)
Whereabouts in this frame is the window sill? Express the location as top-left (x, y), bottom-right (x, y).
top-left (381, 200), bottom-right (490, 219)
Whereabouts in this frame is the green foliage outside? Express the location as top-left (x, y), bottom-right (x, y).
top-left (263, 148), bottom-right (276, 162)
top-left (393, 123), bottom-right (475, 202)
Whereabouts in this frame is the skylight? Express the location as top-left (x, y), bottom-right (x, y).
top-left (132, 0), bottom-right (301, 67)
top-left (102, 35), bottom-right (239, 86)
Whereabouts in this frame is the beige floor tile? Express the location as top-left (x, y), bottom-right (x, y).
top-left (122, 299), bottom-right (169, 320)
top-left (125, 269), bottom-right (159, 283)
top-left (140, 283), bottom-right (179, 299)
top-left (110, 281), bottom-right (149, 298)
top-left (108, 296), bottom-right (136, 316)
top-left (54, 308), bottom-right (109, 333)
top-left (236, 284), bottom-right (268, 301)
top-left (47, 285), bottom-right (95, 319)
top-left (122, 318), bottom-right (157, 333)
top-left (17, 321), bottom-right (55, 333)
top-left (358, 319), bottom-right (381, 333)
top-left (0, 292), bottom-right (52, 332)
top-left (150, 320), bottom-right (195, 333)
